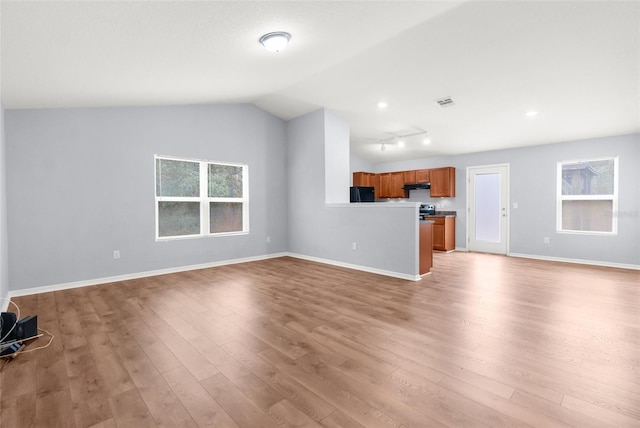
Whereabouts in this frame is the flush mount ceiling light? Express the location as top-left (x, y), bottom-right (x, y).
top-left (525, 110), bottom-right (539, 118)
top-left (259, 32), bottom-right (291, 53)
top-left (377, 101), bottom-right (388, 110)
top-left (423, 134), bottom-right (431, 145)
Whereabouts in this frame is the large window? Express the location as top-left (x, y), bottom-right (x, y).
top-left (155, 156), bottom-right (248, 239)
top-left (557, 157), bottom-right (617, 234)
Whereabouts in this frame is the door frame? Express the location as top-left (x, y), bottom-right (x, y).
top-left (466, 163), bottom-right (510, 254)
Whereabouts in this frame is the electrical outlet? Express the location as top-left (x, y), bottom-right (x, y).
top-left (513, 202), bottom-right (519, 209)
top-left (352, 242), bottom-right (357, 251)
top-left (113, 250), bottom-right (121, 259)
top-left (544, 237), bottom-right (550, 244)
top-left (266, 236), bottom-right (271, 243)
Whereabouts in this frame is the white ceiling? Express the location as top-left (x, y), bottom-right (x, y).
top-left (1, 1), bottom-right (639, 164)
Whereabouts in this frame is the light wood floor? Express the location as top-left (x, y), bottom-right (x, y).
top-left (1, 253), bottom-right (638, 428)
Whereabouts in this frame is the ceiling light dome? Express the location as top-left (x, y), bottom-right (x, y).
top-left (260, 32), bottom-right (291, 53)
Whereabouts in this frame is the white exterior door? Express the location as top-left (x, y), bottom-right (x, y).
top-left (468, 165), bottom-right (509, 254)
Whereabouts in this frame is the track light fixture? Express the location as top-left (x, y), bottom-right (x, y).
top-left (378, 130), bottom-right (430, 152)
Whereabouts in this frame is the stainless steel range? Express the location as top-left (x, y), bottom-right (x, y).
top-left (419, 204), bottom-right (435, 219)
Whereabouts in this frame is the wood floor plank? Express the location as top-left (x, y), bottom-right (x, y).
top-left (64, 345), bottom-right (113, 427)
top-left (34, 387), bottom-right (76, 428)
top-left (561, 393), bottom-right (640, 428)
top-left (1, 393), bottom-right (36, 427)
top-left (267, 398), bottom-right (323, 427)
top-left (2, 254), bottom-right (638, 428)
top-left (127, 323), bottom-right (183, 374)
top-left (162, 366), bottom-right (239, 427)
top-left (320, 409), bottom-right (365, 428)
top-left (108, 388), bottom-right (157, 428)
top-left (151, 324), bottom-right (220, 381)
top-left (201, 373), bottom-right (280, 428)
top-left (222, 340), bottom-right (336, 422)
top-left (190, 335), bottom-right (284, 410)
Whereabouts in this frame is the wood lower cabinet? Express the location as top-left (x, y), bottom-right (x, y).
top-left (432, 216), bottom-right (455, 251)
top-left (429, 167), bottom-right (455, 197)
top-left (419, 221), bottom-right (433, 275)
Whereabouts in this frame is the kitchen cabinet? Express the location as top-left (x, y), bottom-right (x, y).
top-left (377, 172), bottom-right (404, 198)
top-left (390, 172), bottom-right (404, 198)
top-left (432, 216), bottom-right (455, 251)
top-left (354, 166), bottom-right (456, 199)
top-left (419, 221), bottom-right (433, 275)
top-left (429, 167), bottom-right (456, 197)
top-left (416, 169), bottom-right (430, 183)
top-left (403, 170), bottom-right (416, 184)
top-left (353, 172), bottom-right (378, 199)
top-left (353, 172), bottom-right (375, 187)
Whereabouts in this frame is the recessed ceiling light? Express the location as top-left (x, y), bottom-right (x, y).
top-left (525, 110), bottom-right (538, 118)
top-left (259, 32), bottom-right (291, 53)
top-left (377, 101), bottom-right (388, 110)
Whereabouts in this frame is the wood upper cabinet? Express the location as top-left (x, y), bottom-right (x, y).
top-left (377, 173), bottom-right (391, 198)
top-left (354, 166), bottom-right (455, 199)
top-left (377, 172), bottom-right (404, 198)
top-left (403, 170), bottom-right (416, 184)
top-left (353, 172), bottom-right (375, 187)
top-left (390, 172), bottom-right (404, 198)
top-left (429, 167), bottom-right (456, 197)
top-left (416, 169), bottom-right (430, 183)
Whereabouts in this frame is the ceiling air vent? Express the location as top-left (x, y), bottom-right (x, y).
top-left (435, 97), bottom-right (455, 108)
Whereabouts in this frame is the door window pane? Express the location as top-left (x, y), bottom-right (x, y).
top-left (475, 173), bottom-right (501, 242)
top-left (158, 202), bottom-right (200, 237)
top-left (210, 202), bottom-right (243, 233)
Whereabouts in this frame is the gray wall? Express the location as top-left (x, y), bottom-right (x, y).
top-left (287, 109), bottom-right (419, 278)
top-left (6, 104), bottom-right (289, 291)
top-left (0, 98), bottom-right (8, 305)
top-left (369, 133), bottom-right (640, 266)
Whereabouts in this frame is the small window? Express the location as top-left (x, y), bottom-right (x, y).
top-left (155, 156), bottom-right (248, 239)
top-left (557, 157), bottom-right (618, 234)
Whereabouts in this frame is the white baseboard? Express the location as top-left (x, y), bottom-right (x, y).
top-left (6, 252), bottom-right (289, 301)
top-left (286, 252), bottom-right (422, 282)
top-left (4, 251), bottom-right (421, 305)
top-left (508, 252), bottom-right (640, 270)
top-left (6, 250), bottom-right (632, 309)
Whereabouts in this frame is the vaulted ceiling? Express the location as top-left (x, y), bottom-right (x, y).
top-left (2, 1), bottom-right (638, 163)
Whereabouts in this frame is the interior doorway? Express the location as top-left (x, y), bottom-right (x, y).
top-left (467, 164), bottom-right (509, 254)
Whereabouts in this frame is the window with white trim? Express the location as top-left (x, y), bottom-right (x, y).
top-left (155, 155), bottom-right (248, 239)
top-left (557, 157), bottom-right (617, 234)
